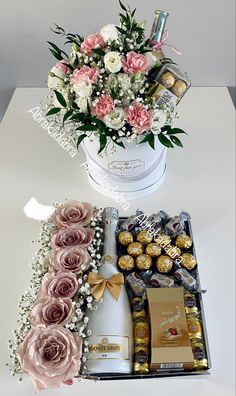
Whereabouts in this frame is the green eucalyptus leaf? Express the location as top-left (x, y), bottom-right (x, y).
top-left (77, 124), bottom-right (98, 132)
top-left (119, 0), bottom-right (128, 11)
top-left (167, 128), bottom-right (188, 135)
top-left (54, 90), bottom-right (67, 107)
top-left (49, 49), bottom-right (63, 61)
top-left (63, 109), bottom-right (73, 123)
top-left (47, 41), bottom-right (68, 58)
top-left (113, 139), bottom-right (125, 149)
top-left (158, 132), bottom-right (174, 148)
top-left (98, 133), bottom-right (107, 154)
top-left (76, 133), bottom-right (87, 148)
top-left (170, 135), bottom-right (183, 147)
top-left (46, 107), bottom-right (61, 116)
top-left (93, 48), bottom-right (106, 56)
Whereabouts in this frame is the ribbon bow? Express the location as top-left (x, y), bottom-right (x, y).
top-left (87, 272), bottom-right (124, 301)
top-left (152, 30), bottom-right (182, 56)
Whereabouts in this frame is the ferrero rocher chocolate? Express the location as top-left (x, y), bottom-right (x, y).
top-left (175, 235), bottom-right (193, 249)
top-left (136, 254), bottom-right (152, 270)
top-left (134, 319), bottom-right (150, 345)
top-left (181, 253), bottom-right (197, 270)
top-left (154, 233), bottom-right (171, 246)
top-left (156, 255), bottom-right (173, 273)
top-left (134, 345), bottom-right (149, 374)
top-left (118, 255), bottom-right (134, 271)
top-left (127, 242), bottom-right (144, 257)
top-left (187, 316), bottom-right (202, 342)
top-left (146, 243), bottom-right (162, 257)
top-left (166, 245), bottom-right (181, 259)
top-left (118, 231), bottom-right (133, 246)
top-left (136, 230), bottom-right (153, 244)
top-left (172, 79), bottom-right (187, 97)
top-left (161, 71), bottom-right (175, 88)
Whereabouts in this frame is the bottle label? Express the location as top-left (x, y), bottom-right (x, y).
top-left (87, 335), bottom-right (130, 360)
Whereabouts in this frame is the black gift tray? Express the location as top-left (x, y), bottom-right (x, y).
top-left (90, 215), bottom-right (211, 381)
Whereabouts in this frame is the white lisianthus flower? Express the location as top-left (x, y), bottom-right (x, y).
top-left (152, 109), bottom-right (167, 131)
top-left (104, 108), bottom-right (125, 130)
top-left (100, 24), bottom-right (118, 42)
top-left (48, 66), bottom-right (66, 90)
top-left (75, 97), bottom-right (90, 113)
top-left (72, 81), bottom-right (92, 98)
top-left (104, 52), bottom-right (122, 73)
top-left (117, 73), bottom-right (132, 90)
top-left (145, 52), bottom-right (158, 70)
top-left (106, 74), bottom-right (118, 93)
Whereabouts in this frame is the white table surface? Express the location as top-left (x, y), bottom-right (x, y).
top-left (0, 87), bottom-right (235, 396)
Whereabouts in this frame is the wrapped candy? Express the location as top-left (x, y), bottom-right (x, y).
top-left (165, 211), bottom-right (191, 238)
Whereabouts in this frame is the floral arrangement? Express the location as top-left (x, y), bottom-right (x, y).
top-left (45, 1), bottom-right (186, 154)
top-left (8, 201), bottom-right (104, 392)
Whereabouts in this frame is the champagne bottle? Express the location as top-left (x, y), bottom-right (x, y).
top-left (150, 10), bottom-right (169, 60)
top-left (86, 207), bottom-right (133, 374)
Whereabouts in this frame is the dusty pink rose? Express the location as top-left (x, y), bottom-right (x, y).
top-left (53, 201), bottom-right (94, 228)
top-left (31, 296), bottom-right (74, 326)
top-left (51, 225), bottom-right (95, 248)
top-left (40, 271), bottom-right (79, 298)
top-left (92, 94), bottom-right (115, 119)
top-left (70, 66), bottom-right (99, 85)
top-left (123, 51), bottom-right (148, 74)
top-left (17, 324), bottom-right (82, 392)
top-left (55, 60), bottom-right (70, 74)
top-left (80, 33), bottom-right (106, 55)
top-left (50, 246), bottom-right (91, 274)
top-left (126, 101), bottom-right (153, 134)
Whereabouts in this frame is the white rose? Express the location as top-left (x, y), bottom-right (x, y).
top-left (117, 73), bottom-right (131, 90)
top-left (75, 97), bottom-right (90, 113)
top-left (145, 52), bottom-right (158, 70)
top-left (72, 81), bottom-right (92, 98)
top-left (104, 52), bottom-right (122, 73)
top-left (104, 108), bottom-right (125, 130)
top-left (152, 109), bottom-right (167, 131)
top-left (100, 24), bottom-right (118, 42)
top-left (47, 66), bottom-right (66, 90)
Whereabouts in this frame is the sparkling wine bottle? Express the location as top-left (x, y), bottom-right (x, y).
top-left (86, 208), bottom-right (133, 374)
top-left (150, 10), bottom-right (169, 60)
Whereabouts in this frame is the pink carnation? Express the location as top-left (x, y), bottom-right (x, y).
top-left (80, 33), bottom-right (106, 55)
top-left (92, 94), bottom-right (115, 119)
top-left (126, 102), bottom-right (153, 134)
top-left (71, 66), bottom-right (99, 85)
top-left (55, 60), bottom-right (70, 74)
top-left (123, 51), bottom-right (148, 74)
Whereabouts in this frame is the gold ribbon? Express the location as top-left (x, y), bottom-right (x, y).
top-left (87, 272), bottom-right (124, 301)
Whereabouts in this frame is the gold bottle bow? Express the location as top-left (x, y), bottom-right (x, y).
top-left (87, 272), bottom-right (124, 301)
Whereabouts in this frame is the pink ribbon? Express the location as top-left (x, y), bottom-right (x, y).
top-left (152, 30), bottom-right (182, 56)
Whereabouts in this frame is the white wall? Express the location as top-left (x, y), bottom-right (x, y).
top-left (0, 0), bottom-right (235, 119)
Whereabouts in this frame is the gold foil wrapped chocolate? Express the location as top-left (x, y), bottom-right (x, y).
top-left (136, 254), bottom-right (152, 270)
top-left (154, 233), bottom-right (171, 246)
top-left (127, 242), bottom-right (144, 257)
top-left (134, 345), bottom-right (149, 374)
top-left (166, 245), bottom-right (181, 259)
top-left (118, 231), bottom-right (133, 246)
top-left (187, 316), bottom-right (202, 342)
top-left (181, 253), bottom-right (197, 270)
top-left (191, 341), bottom-right (208, 370)
top-left (161, 71), bottom-right (175, 88)
top-left (146, 243), bottom-right (162, 257)
top-left (156, 255), bottom-right (173, 273)
top-left (134, 319), bottom-right (150, 345)
top-left (118, 255), bottom-right (135, 271)
top-left (184, 292), bottom-right (199, 315)
top-left (172, 80), bottom-right (187, 97)
top-left (175, 235), bottom-right (193, 249)
top-left (136, 230), bottom-right (153, 244)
